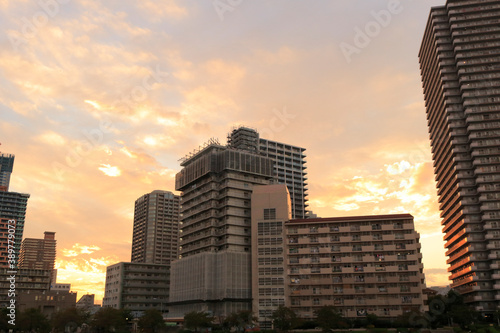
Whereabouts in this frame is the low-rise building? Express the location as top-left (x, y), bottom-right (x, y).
top-left (286, 214), bottom-right (428, 320)
top-left (103, 262), bottom-right (170, 318)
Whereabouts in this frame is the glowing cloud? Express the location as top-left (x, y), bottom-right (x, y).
top-left (85, 100), bottom-right (102, 110)
top-left (98, 164), bottom-right (121, 177)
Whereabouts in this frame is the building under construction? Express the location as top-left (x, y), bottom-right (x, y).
top-left (169, 142), bottom-right (275, 317)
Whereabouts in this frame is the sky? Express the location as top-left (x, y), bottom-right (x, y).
top-left (0, 0), bottom-right (448, 304)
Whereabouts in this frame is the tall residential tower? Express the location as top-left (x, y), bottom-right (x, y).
top-left (419, 0), bottom-right (500, 313)
top-left (131, 190), bottom-right (180, 265)
top-left (228, 127), bottom-right (308, 219)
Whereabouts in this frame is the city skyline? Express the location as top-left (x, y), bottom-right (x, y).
top-left (1, 1), bottom-right (446, 302)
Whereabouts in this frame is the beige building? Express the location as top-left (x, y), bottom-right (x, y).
top-left (251, 184), bottom-right (291, 329)
top-left (286, 214), bottom-right (427, 320)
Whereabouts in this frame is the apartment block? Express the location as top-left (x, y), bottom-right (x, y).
top-left (103, 262), bottom-right (170, 318)
top-left (19, 231), bottom-right (56, 271)
top-left (285, 215), bottom-right (427, 320)
top-left (228, 127), bottom-right (308, 219)
top-left (419, 0), bottom-right (500, 313)
top-left (131, 190), bottom-right (180, 265)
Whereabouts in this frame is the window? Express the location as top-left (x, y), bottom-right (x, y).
top-left (264, 208), bottom-right (276, 220)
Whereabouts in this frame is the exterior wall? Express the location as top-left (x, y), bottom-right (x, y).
top-left (251, 185), bottom-right (291, 330)
top-left (131, 190), bottom-right (180, 265)
top-left (419, 0), bottom-right (500, 313)
top-left (103, 262), bottom-right (170, 318)
top-left (285, 215), bottom-right (427, 320)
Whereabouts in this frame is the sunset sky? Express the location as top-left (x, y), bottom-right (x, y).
top-left (0, 0), bottom-right (447, 303)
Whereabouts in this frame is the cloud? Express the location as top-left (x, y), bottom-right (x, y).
top-left (98, 164), bottom-right (121, 177)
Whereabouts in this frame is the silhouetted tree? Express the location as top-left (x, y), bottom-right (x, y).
top-left (138, 309), bottom-right (166, 333)
top-left (271, 306), bottom-right (300, 333)
top-left (184, 311), bottom-right (214, 332)
top-left (18, 308), bottom-right (51, 333)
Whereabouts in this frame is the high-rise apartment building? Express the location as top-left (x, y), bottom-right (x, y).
top-left (169, 141), bottom-right (275, 318)
top-left (0, 152), bottom-right (29, 268)
top-left (18, 231), bottom-right (56, 271)
top-left (419, 0), bottom-right (500, 313)
top-left (228, 127), bottom-right (308, 219)
top-left (131, 190), bottom-right (180, 265)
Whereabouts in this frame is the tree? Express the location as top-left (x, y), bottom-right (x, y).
top-left (184, 311), bottom-right (214, 332)
top-left (17, 308), bottom-right (51, 333)
top-left (314, 306), bottom-right (346, 332)
top-left (91, 307), bottom-right (129, 333)
top-left (271, 306), bottom-right (300, 333)
top-left (138, 309), bottom-right (166, 333)
top-left (52, 307), bottom-right (89, 332)
top-left (224, 310), bottom-right (257, 332)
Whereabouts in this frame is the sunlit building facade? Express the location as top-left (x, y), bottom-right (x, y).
top-left (419, 0), bottom-right (500, 313)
